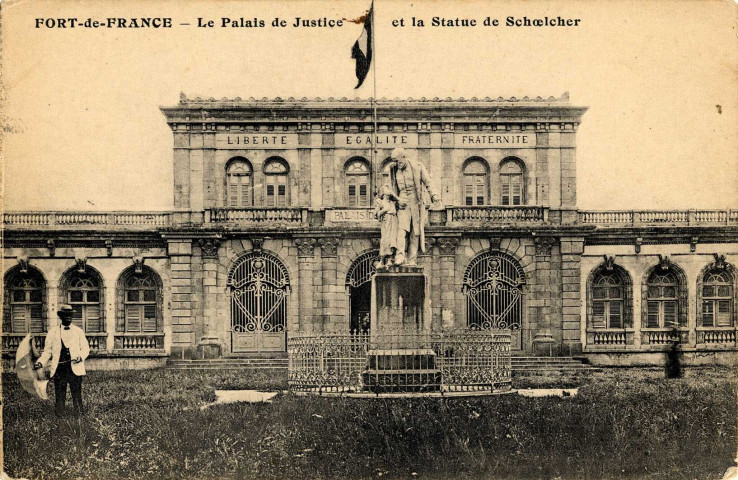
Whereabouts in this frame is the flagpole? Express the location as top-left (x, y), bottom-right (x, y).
top-left (370, 1), bottom-right (378, 188)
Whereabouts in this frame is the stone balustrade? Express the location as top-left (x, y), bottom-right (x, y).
top-left (113, 334), bottom-right (165, 350)
top-left (206, 207), bottom-right (306, 224)
top-left (3, 211), bottom-right (171, 229)
top-left (448, 206), bottom-right (547, 224)
top-left (579, 209), bottom-right (738, 226)
top-left (4, 207), bottom-right (738, 230)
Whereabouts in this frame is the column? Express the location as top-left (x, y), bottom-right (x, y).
top-left (318, 237), bottom-right (341, 333)
top-left (560, 236), bottom-right (584, 355)
top-left (294, 238), bottom-right (316, 333)
top-left (167, 239), bottom-right (195, 359)
top-left (437, 237), bottom-right (460, 329)
top-left (533, 236), bottom-right (557, 356)
top-left (197, 238), bottom-right (222, 359)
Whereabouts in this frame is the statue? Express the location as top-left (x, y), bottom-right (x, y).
top-left (383, 147), bottom-right (440, 266)
top-left (374, 184), bottom-right (400, 268)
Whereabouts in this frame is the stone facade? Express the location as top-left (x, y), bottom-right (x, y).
top-left (3, 96), bottom-right (737, 367)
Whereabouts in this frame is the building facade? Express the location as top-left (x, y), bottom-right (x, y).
top-left (3, 95), bottom-right (738, 367)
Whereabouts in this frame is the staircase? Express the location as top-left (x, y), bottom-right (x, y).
top-left (166, 353), bottom-right (288, 370)
top-left (167, 353), bottom-right (596, 373)
top-left (511, 356), bottom-right (598, 374)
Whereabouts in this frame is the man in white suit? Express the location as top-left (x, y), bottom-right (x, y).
top-left (35, 304), bottom-right (90, 417)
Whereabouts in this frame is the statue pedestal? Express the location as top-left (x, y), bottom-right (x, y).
top-left (370, 265), bottom-right (429, 337)
top-left (365, 265), bottom-right (438, 392)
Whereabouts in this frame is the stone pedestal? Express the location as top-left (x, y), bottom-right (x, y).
top-left (370, 266), bottom-right (430, 336)
top-left (365, 266), bottom-right (438, 392)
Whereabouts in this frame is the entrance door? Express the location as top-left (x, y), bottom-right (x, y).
top-left (346, 250), bottom-right (378, 334)
top-left (229, 253), bottom-right (290, 353)
top-left (463, 252), bottom-right (526, 350)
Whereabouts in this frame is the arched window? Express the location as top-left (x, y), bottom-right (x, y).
top-left (700, 269), bottom-right (734, 327)
top-left (4, 267), bottom-right (46, 334)
top-left (345, 158), bottom-right (371, 207)
top-left (462, 158), bottom-right (489, 206)
top-left (62, 269), bottom-right (104, 333)
top-left (590, 270), bottom-right (632, 329)
top-left (263, 158), bottom-right (290, 207)
top-left (226, 158), bottom-right (253, 207)
top-left (116, 267), bottom-right (163, 333)
top-left (645, 270), bottom-right (679, 328)
top-left (500, 159), bottom-right (525, 206)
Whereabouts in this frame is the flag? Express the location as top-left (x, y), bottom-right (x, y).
top-left (351, 3), bottom-right (373, 89)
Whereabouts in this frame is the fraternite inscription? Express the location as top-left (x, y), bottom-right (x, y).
top-left (456, 132), bottom-right (536, 148)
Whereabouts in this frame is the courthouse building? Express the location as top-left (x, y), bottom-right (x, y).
top-left (3, 94), bottom-right (737, 367)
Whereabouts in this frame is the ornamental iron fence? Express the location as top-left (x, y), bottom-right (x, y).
top-left (288, 329), bottom-right (512, 394)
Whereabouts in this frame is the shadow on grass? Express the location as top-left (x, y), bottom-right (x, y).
top-left (3, 367), bottom-right (736, 480)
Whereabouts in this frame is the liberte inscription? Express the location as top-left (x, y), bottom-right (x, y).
top-left (216, 134), bottom-right (298, 149)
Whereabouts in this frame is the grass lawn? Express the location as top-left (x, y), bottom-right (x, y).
top-left (3, 367), bottom-right (736, 480)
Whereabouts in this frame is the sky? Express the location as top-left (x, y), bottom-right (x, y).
top-left (2, 0), bottom-right (736, 211)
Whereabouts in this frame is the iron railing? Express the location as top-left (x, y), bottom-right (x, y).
top-left (288, 329), bottom-right (512, 393)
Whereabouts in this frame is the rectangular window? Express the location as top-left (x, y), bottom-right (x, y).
top-left (11, 305), bottom-right (27, 333)
top-left (30, 304), bottom-right (45, 333)
top-left (277, 185), bottom-right (286, 207)
top-left (663, 301), bottom-right (677, 327)
top-left (348, 184), bottom-right (356, 207)
top-left (501, 184), bottom-right (510, 206)
top-left (125, 305), bottom-right (142, 332)
top-left (592, 301), bottom-right (606, 328)
top-left (647, 301), bottom-right (659, 328)
top-left (241, 182), bottom-right (251, 207)
top-left (229, 183), bottom-right (239, 208)
top-left (143, 305), bottom-right (157, 332)
top-left (86, 305), bottom-right (102, 333)
top-left (608, 301), bottom-right (622, 328)
top-left (717, 300), bottom-right (732, 327)
top-left (512, 183), bottom-right (521, 206)
top-left (359, 184), bottom-right (368, 206)
top-left (702, 301), bottom-right (714, 327)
